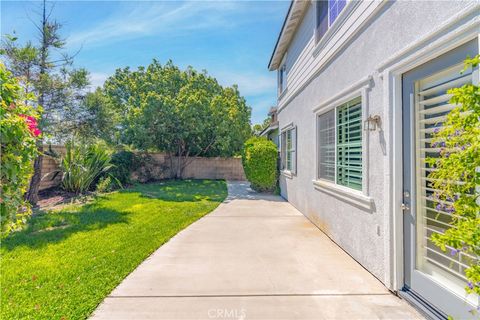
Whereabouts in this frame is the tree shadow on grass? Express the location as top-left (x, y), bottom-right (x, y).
top-left (130, 179), bottom-right (227, 203)
top-left (3, 180), bottom-right (226, 251)
top-left (2, 201), bottom-right (129, 252)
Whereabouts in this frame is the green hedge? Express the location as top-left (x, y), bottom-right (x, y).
top-left (110, 150), bottom-right (135, 185)
top-left (242, 137), bottom-right (278, 192)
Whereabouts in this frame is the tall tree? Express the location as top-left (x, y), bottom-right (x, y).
top-left (1, 0), bottom-right (89, 204)
top-left (104, 60), bottom-right (252, 178)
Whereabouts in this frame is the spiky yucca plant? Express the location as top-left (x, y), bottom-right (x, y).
top-left (60, 140), bottom-right (115, 194)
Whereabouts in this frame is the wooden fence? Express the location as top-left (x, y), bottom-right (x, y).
top-left (39, 146), bottom-right (246, 191)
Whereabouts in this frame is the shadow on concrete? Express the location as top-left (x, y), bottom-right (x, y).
top-left (223, 181), bottom-right (285, 203)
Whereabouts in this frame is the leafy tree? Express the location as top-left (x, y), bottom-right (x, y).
top-left (1, 0), bottom-right (89, 204)
top-left (0, 63), bottom-right (42, 235)
top-left (103, 60), bottom-right (251, 178)
top-left (75, 88), bottom-right (120, 144)
top-left (252, 117), bottom-right (272, 135)
top-left (427, 55), bottom-right (480, 302)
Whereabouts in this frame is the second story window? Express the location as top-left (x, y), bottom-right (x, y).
top-left (278, 64), bottom-right (287, 95)
top-left (316, 0), bottom-right (347, 42)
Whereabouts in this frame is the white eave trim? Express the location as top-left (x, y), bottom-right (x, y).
top-left (259, 123), bottom-right (279, 137)
top-left (269, 1), bottom-right (309, 71)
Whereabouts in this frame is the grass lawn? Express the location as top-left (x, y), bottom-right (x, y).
top-left (1, 180), bottom-right (227, 319)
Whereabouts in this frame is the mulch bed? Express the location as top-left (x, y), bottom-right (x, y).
top-left (37, 188), bottom-right (80, 209)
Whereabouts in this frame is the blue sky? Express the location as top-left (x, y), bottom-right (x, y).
top-left (1, 1), bottom-right (290, 124)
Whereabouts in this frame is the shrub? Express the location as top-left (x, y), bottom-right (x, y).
top-left (0, 63), bottom-right (41, 235)
top-left (242, 137), bottom-right (278, 192)
top-left (426, 55), bottom-right (480, 299)
top-left (60, 140), bottom-right (116, 194)
top-left (110, 150), bottom-right (135, 185)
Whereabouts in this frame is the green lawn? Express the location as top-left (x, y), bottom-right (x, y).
top-left (1, 180), bottom-right (227, 319)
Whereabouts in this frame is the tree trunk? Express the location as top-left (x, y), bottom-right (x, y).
top-left (26, 142), bottom-right (43, 205)
top-left (176, 154), bottom-right (182, 179)
top-left (167, 152), bottom-right (175, 179)
top-left (27, 0), bottom-right (48, 205)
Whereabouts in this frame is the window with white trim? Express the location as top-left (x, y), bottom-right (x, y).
top-left (317, 97), bottom-right (362, 190)
top-left (316, 0), bottom-right (347, 42)
top-left (281, 126), bottom-right (296, 173)
top-left (278, 64), bottom-right (287, 95)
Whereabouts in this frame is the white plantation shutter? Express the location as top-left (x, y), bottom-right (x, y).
top-left (291, 126), bottom-right (297, 174)
top-left (336, 98), bottom-right (362, 190)
top-left (415, 63), bottom-right (477, 284)
top-left (280, 131), bottom-right (286, 170)
top-left (281, 127), bottom-right (296, 173)
top-left (318, 110), bottom-right (335, 181)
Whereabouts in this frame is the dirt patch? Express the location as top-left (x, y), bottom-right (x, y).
top-left (36, 188), bottom-right (97, 211)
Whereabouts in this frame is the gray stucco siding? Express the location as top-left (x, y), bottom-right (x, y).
top-left (277, 0), bottom-right (474, 286)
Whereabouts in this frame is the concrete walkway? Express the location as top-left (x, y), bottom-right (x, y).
top-left (91, 181), bottom-right (422, 320)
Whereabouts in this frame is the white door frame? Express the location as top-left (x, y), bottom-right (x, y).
top-left (377, 4), bottom-right (479, 293)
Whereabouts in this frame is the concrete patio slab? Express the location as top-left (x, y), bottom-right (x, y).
top-left (91, 181), bottom-right (423, 320)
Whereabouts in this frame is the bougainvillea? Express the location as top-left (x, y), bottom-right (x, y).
top-left (19, 114), bottom-right (42, 137)
top-left (0, 62), bottom-right (42, 235)
top-left (427, 55), bottom-right (480, 304)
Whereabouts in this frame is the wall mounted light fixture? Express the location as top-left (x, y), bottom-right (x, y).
top-left (364, 115), bottom-right (381, 131)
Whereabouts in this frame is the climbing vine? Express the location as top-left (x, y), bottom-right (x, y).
top-left (427, 55), bottom-right (480, 304)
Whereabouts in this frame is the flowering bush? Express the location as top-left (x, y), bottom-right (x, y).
top-left (427, 56), bottom-right (480, 301)
top-left (0, 63), bottom-right (41, 235)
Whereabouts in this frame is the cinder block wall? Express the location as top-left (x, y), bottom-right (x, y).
top-left (39, 146), bottom-right (246, 190)
top-left (39, 145), bottom-right (65, 190)
top-left (181, 157), bottom-right (246, 180)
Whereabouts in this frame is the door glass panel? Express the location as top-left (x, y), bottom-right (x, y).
top-left (414, 63), bottom-right (478, 301)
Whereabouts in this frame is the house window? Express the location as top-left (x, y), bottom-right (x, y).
top-left (316, 0), bottom-right (347, 42)
top-left (278, 64), bottom-right (287, 95)
top-left (317, 97), bottom-right (362, 190)
top-left (281, 126), bottom-right (296, 173)
top-left (318, 109), bottom-right (335, 181)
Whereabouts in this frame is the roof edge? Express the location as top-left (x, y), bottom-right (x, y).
top-left (268, 1), bottom-right (294, 71)
top-left (268, 1), bottom-right (308, 71)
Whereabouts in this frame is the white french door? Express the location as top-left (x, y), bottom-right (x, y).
top-left (402, 39), bottom-right (479, 319)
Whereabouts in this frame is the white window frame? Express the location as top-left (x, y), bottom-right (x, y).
top-left (312, 76), bottom-right (374, 210)
top-left (280, 123), bottom-right (297, 178)
top-left (278, 64), bottom-right (287, 96)
top-left (315, 0), bottom-right (348, 43)
top-left (278, 53), bottom-right (288, 97)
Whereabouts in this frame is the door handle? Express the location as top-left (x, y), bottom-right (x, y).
top-left (401, 203), bottom-right (410, 211)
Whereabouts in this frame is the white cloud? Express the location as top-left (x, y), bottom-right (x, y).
top-left (214, 71), bottom-right (276, 96)
top-left (67, 1), bottom-right (242, 48)
top-left (88, 72), bottom-right (109, 90)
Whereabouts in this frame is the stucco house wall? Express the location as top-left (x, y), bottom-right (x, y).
top-left (276, 0), bottom-right (475, 287)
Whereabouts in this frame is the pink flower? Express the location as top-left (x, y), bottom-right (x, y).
top-left (20, 114), bottom-right (42, 137)
top-left (32, 128), bottom-right (41, 137)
